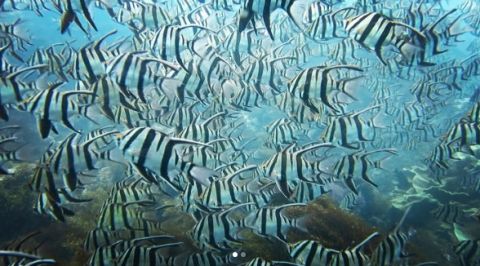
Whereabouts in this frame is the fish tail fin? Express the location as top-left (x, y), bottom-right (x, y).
top-left (60, 8), bottom-right (75, 34)
top-left (337, 76), bottom-right (363, 101)
top-left (11, 19), bottom-right (31, 44)
top-left (0, 104), bottom-right (9, 121)
top-left (287, 0), bottom-right (311, 34)
top-left (188, 164), bottom-right (218, 186)
top-left (295, 215), bottom-right (309, 233)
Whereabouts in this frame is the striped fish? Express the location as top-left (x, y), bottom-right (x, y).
top-left (321, 105), bottom-right (380, 149)
top-left (113, 105), bottom-right (156, 129)
top-left (96, 201), bottom-right (161, 231)
top-left (159, 61), bottom-right (207, 104)
top-left (19, 83), bottom-right (96, 139)
top-left (330, 232), bottom-right (379, 265)
top-left (259, 142), bottom-right (334, 198)
top-left (331, 148), bottom-right (397, 195)
top-left (160, 101), bottom-right (200, 130)
top-left (291, 180), bottom-right (330, 203)
top-left (122, 1), bottom-right (171, 31)
top-left (345, 12), bottom-right (426, 65)
top-left (189, 203), bottom-right (251, 251)
top-left (243, 203), bottom-right (307, 242)
top-left (149, 24), bottom-right (215, 72)
top-left (427, 139), bottom-right (462, 170)
top-left (372, 206), bottom-right (414, 266)
top-left (454, 240), bottom-right (480, 266)
top-left (172, 251), bottom-right (229, 266)
top-left (48, 131), bottom-right (117, 191)
top-left (339, 192), bottom-right (359, 210)
top-left (442, 120), bottom-right (480, 147)
top-left (115, 242), bottom-right (182, 266)
top-left (177, 111), bottom-right (226, 143)
top-left (238, 0), bottom-right (305, 40)
top-left (303, 0), bottom-right (331, 23)
top-left (117, 127), bottom-right (216, 190)
top-left (0, 64), bottom-right (46, 121)
top-left (431, 203), bottom-right (463, 224)
top-left (290, 240), bottom-right (338, 265)
top-left (306, 8), bottom-right (353, 41)
top-left (0, 249), bottom-right (55, 266)
top-left (198, 164), bottom-right (256, 210)
top-left (243, 55), bottom-right (295, 97)
top-left (84, 228), bottom-right (152, 252)
top-left (107, 178), bottom-right (158, 205)
top-left (288, 65), bottom-right (363, 114)
top-left (71, 30), bottom-right (118, 83)
top-left (86, 75), bottom-right (138, 121)
top-left (34, 189), bottom-right (75, 222)
top-left (60, 0), bottom-right (97, 34)
top-left (105, 51), bottom-right (178, 103)
top-left (88, 235), bottom-right (175, 266)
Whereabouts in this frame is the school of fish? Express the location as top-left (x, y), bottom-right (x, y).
top-left (0, 0), bottom-right (480, 265)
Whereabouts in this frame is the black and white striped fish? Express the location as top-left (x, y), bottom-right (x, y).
top-left (290, 239), bottom-right (338, 265)
top-left (238, 0), bottom-right (305, 40)
top-left (372, 206), bottom-right (414, 266)
top-left (321, 105), bottom-right (380, 149)
top-left (117, 127), bottom-right (217, 190)
top-left (115, 242), bottom-right (183, 266)
top-left (243, 203), bottom-right (307, 242)
top-left (344, 11), bottom-right (426, 65)
top-left (60, 0), bottom-right (97, 34)
top-left (454, 240), bottom-right (480, 266)
top-left (71, 30), bottom-right (118, 83)
top-left (330, 232), bottom-right (379, 265)
top-left (331, 148), bottom-right (396, 195)
top-left (48, 131), bottom-right (117, 191)
top-left (288, 65), bottom-right (363, 114)
top-left (197, 164), bottom-right (256, 210)
top-left (189, 203), bottom-right (251, 251)
top-left (18, 82), bottom-right (95, 139)
top-left (259, 142), bottom-right (334, 198)
top-left (431, 202), bottom-right (463, 224)
top-left (105, 51), bottom-right (178, 103)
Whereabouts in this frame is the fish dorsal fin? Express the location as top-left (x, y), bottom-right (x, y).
top-left (130, 235), bottom-right (176, 245)
top-left (274, 203), bottom-right (307, 215)
top-left (224, 164), bottom-right (257, 183)
top-left (177, 24), bottom-right (215, 33)
top-left (143, 242), bottom-right (183, 251)
top-left (92, 30), bottom-right (117, 50)
top-left (202, 111), bottom-right (227, 127)
top-left (62, 90), bottom-right (94, 98)
top-left (44, 82), bottom-right (65, 92)
top-left (322, 64), bottom-right (363, 74)
top-left (169, 137), bottom-right (212, 148)
top-left (391, 21), bottom-right (427, 42)
top-left (423, 9), bottom-right (457, 32)
top-left (350, 104), bottom-right (381, 117)
top-left (352, 232), bottom-right (379, 251)
top-left (331, 7), bottom-right (356, 18)
top-left (269, 56), bottom-right (297, 65)
top-left (361, 148), bottom-right (397, 158)
top-left (394, 205), bottom-right (412, 233)
top-left (294, 142), bottom-right (335, 157)
top-left (220, 202), bottom-right (255, 216)
top-left (6, 64), bottom-right (48, 80)
top-left (81, 130), bottom-right (119, 148)
top-left (282, 142), bottom-right (297, 153)
top-left (139, 57), bottom-right (179, 71)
